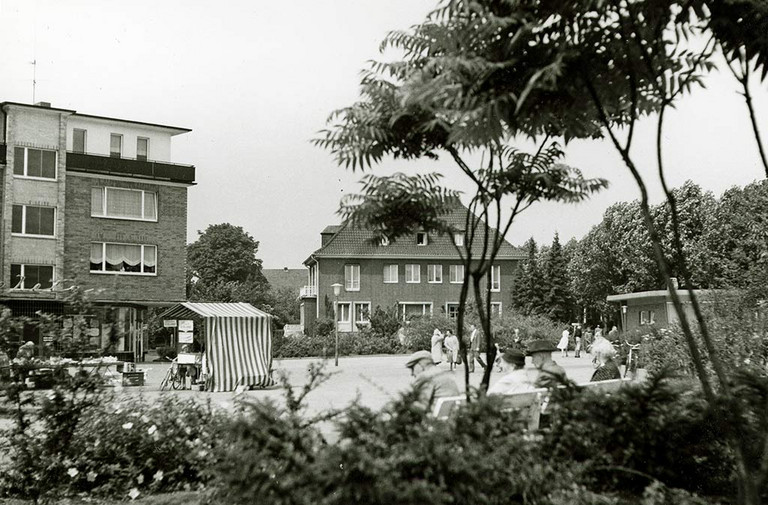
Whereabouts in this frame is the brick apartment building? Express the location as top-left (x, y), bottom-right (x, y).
top-left (300, 202), bottom-right (526, 333)
top-left (0, 101), bottom-right (194, 359)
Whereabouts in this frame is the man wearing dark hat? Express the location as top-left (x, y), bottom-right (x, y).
top-left (405, 350), bottom-right (459, 405)
top-left (487, 348), bottom-right (534, 395)
top-left (527, 339), bottom-right (567, 387)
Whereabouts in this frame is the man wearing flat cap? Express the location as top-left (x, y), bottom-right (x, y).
top-left (405, 350), bottom-right (459, 405)
top-left (527, 339), bottom-right (567, 387)
top-left (487, 348), bottom-right (534, 395)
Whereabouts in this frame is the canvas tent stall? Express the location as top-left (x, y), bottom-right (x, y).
top-left (161, 302), bottom-right (274, 392)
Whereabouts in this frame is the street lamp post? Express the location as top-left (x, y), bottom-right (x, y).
top-left (331, 283), bottom-right (342, 366)
top-left (621, 304), bottom-right (628, 333)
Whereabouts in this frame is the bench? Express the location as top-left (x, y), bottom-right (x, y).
top-left (431, 378), bottom-right (632, 429)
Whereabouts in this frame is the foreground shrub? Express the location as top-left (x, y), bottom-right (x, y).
top-left (0, 381), bottom-right (225, 501)
top-left (542, 371), bottom-right (734, 498)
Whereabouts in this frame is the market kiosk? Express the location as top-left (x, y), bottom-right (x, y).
top-left (160, 302), bottom-right (274, 392)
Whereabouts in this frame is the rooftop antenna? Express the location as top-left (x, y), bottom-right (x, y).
top-left (31, 59), bottom-right (37, 103)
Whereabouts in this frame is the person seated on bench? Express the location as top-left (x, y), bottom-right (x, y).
top-left (527, 339), bottom-right (567, 388)
top-left (590, 341), bottom-right (621, 382)
top-left (405, 350), bottom-right (459, 406)
top-left (487, 348), bottom-right (535, 395)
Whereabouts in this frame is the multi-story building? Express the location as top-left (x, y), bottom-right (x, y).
top-left (300, 201), bottom-right (526, 332)
top-left (0, 101), bottom-right (195, 358)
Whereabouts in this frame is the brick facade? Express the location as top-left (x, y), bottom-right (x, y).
top-left (63, 174), bottom-right (188, 303)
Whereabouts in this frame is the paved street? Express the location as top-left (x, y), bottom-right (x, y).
top-left (133, 353), bottom-right (603, 416)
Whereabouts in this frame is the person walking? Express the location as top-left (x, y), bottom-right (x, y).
top-left (468, 324), bottom-right (487, 373)
top-left (573, 324), bottom-right (583, 358)
top-left (557, 327), bottom-right (570, 358)
top-left (583, 326), bottom-right (594, 356)
top-left (431, 328), bottom-right (445, 365)
top-left (444, 330), bottom-right (460, 371)
top-left (405, 351), bottom-right (460, 406)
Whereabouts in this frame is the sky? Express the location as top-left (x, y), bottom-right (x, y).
top-left (1, 0), bottom-right (766, 269)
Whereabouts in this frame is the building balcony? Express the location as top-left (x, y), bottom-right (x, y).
top-left (299, 285), bottom-right (317, 298)
top-left (66, 151), bottom-right (195, 184)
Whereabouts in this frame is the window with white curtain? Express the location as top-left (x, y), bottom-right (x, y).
top-left (91, 187), bottom-right (157, 221)
top-left (345, 264), bottom-right (360, 291)
top-left (90, 242), bottom-right (157, 275)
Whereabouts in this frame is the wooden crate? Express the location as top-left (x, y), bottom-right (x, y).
top-left (122, 371), bottom-right (145, 387)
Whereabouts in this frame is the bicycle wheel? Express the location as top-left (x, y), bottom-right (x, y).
top-left (171, 372), bottom-right (183, 390)
top-left (159, 370), bottom-right (172, 391)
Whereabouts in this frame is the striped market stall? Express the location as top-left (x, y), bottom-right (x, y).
top-left (161, 302), bottom-right (274, 392)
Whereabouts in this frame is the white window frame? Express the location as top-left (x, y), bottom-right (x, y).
top-left (337, 302), bottom-right (352, 323)
top-left (427, 264), bottom-right (443, 283)
top-left (137, 137), bottom-right (150, 161)
top-left (399, 302), bottom-right (433, 320)
top-left (91, 187), bottom-right (158, 222)
top-left (454, 233), bottom-right (465, 246)
top-left (10, 264), bottom-right (55, 290)
top-left (110, 133), bottom-right (123, 158)
top-left (13, 147), bottom-right (57, 180)
top-left (73, 129), bottom-right (87, 153)
top-left (11, 204), bottom-right (56, 238)
top-left (491, 302), bottom-right (502, 317)
top-left (445, 302), bottom-right (460, 319)
top-left (90, 242), bottom-right (158, 276)
top-left (449, 264), bottom-right (464, 284)
top-left (383, 264), bottom-right (398, 284)
top-left (405, 264), bottom-right (421, 283)
top-left (345, 264), bottom-right (360, 291)
top-left (416, 232), bottom-right (428, 246)
top-left (354, 302), bottom-right (372, 323)
top-left (380, 236), bottom-right (390, 246)
top-left (490, 265), bottom-right (501, 292)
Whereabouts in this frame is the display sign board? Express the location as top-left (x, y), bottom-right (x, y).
top-left (178, 331), bottom-right (194, 344)
top-left (163, 319), bottom-right (177, 328)
top-left (178, 320), bottom-right (194, 332)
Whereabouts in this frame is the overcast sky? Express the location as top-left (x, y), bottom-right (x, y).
top-left (1, 0), bottom-right (766, 269)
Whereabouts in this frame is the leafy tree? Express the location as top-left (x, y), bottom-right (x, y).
top-left (188, 224), bottom-right (266, 285)
top-left (541, 233), bottom-right (572, 322)
top-left (315, 28), bottom-right (607, 391)
top-left (381, 1), bottom-right (767, 500)
top-left (511, 238), bottom-right (544, 316)
top-left (569, 223), bottom-right (614, 323)
top-left (187, 223), bottom-right (271, 310)
top-left (708, 180), bottom-right (768, 305)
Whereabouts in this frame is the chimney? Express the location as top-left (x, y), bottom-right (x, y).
top-left (35, 101), bottom-right (51, 108)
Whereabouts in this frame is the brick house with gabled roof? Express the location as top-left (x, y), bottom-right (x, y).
top-left (300, 201), bottom-right (526, 333)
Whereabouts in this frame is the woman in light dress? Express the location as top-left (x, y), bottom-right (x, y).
top-left (430, 328), bottom-right (445, 365)
top-left (557, 327), bottom-right (570, 357)
top-left (444, 330), bottom-right (460, 371)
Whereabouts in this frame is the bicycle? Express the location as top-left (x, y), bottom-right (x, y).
top-left (623, 340), bottom-right (641, 379)
top-left (159, 358), bottom-right (183, 391)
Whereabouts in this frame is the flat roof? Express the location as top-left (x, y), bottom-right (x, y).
top-left (1, 101), bottom-right (191, 134)
top-left (606, 289), bottom-right (710, 302)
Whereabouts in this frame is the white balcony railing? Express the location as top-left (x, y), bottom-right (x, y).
top-left (299, 285), bottom-right (317, 298)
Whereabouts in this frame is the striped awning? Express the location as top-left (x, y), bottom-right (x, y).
top-left (161, 302), bottom-right (274, 392)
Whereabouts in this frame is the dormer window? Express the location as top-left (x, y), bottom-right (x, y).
top-left (380, 236), bottom-right (390, 246)
top-left (454, 233), bottom-right (465, 246)
top-left (416, 232), bottom-right (428, 246)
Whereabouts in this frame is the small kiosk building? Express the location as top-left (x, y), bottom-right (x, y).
top-left (161, 302), bottom-right (274, 392)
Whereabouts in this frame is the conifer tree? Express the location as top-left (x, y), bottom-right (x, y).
top-left (541, 233), bottom-right (572, 322)
top-left (512, 238), bottom-right (544, 316)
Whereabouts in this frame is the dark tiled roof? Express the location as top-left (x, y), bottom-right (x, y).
top-left (263, 269), bottom-right (307, 292)
top-left (307, 202), bottom-right (525, 262)
top-left (321, 225), bottom-right (342, 235)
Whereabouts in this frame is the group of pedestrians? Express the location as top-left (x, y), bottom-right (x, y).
top-left (430, 324), bottom-right (486, 372)
top-left (410, 323), bottom-right (624, 405)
